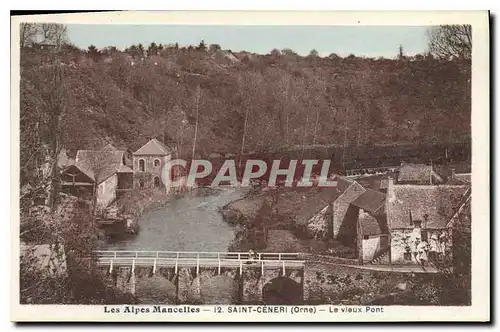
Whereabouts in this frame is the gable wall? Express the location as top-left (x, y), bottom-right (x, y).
top-left (332, 182), bottom-right (365, 238)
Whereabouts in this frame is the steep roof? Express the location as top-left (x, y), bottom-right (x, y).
top-left (387, 184), bottom-right (469, 229)
top-left (75, 149), bottom-right (125, 184)
top-left (133, 138), bottom-right (171, 156)
top-left (397, 163), bottom-right (443, 184)
top-left (352, 189), bottom-right (386, 214)
top-left (288, 176), bottom-right (359, 225)
top-left (61, 164), bottom-right (95, 183)
top-left (447, 189), bottom-right (471, 232)
top-left (359, 211), bottom-right (388, 236)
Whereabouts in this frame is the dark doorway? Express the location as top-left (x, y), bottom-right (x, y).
top-left (262, 277), bottom-right (303, 304)
top-left (154, 176), bottom-right (161, 188)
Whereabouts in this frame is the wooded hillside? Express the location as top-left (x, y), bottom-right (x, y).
top-left (20, 44), bottom-right (471, 185)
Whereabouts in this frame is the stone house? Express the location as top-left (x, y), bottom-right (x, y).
top-left (132, 138), bottom-right (174, 189)
top-left (349, 189), bottom-right (389, 264)
top-left (291, 176), bottom-right (365, 241)
top-left (61, 144), bottom-right (133, 209)
top-left (386, 177), bottom-right (470, 266)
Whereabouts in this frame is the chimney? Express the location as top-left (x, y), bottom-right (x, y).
top-left (387, 176), bottom-right (394, 188)
top-left (386, 176), bottom-right (396, 203)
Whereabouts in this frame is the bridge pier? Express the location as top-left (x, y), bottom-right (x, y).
top-left (97, 251), bottom-right (305, 304)
top-left (240, 264), bottom-right (305, 304)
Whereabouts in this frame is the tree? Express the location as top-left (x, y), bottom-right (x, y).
top-left (398, 44), bottom-right (405, 59)
top-left (308, 49), bottom-right (319, 57)
top-left (137, 43), bottom-right (145, 58)
top-left (37, 23), bottom-right (69, 50)
top-left (270, 48), bottom-right (281, 58)
top-left (20, 23), bottom-right (37, 47)
top-left (197, 39), bottom-right (207, 52)
top-left (87, 45), bottom-right (100, 61)
top-left (209, 44), bottom-right (221, 53)
top-left (147, 42), bottom-right (158, 56)
top-left (281, 48), bottom-right (297, 56)
top-left (427, 25), bottom-right (472, 59)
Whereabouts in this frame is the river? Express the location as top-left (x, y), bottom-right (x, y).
top-left (101, 187), bottom-right (247, 252)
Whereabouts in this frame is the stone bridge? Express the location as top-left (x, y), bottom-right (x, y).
top-left (95, 251), bottom-right (306, 304)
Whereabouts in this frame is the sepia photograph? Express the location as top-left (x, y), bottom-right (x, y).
top-left (11, 11), bottom-right (489, 322)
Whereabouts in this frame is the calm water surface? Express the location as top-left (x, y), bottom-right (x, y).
top-left (101, 188), bottom-right (247, 252)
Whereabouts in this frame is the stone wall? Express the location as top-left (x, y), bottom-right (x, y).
top-left (133, 154), bottom-right (171, 188)
top-left (390, 228), bottom-right (452, 264)
top-left (303, 262), bottom-right (411, 304)
top-left (362, 235), bottom-right (390, 263)
top-left (107, 264), bottom-right (304, 304)
top-left (332, 183), bottom-right (365, 238)
top-left (97, 173), bottom-right (117, 208)
top-left (304, 205), bottom-right (331, 239)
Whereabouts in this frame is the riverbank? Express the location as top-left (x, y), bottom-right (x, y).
top-left (102, 186), bottom-right (244, 252)
top-left (220, 186), bottom-right (338, 254)
top-left (117, 186), bottom-right (222, 219)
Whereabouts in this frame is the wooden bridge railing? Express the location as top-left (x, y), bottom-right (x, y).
top-left (94, 250), bottom-right (301, 261)
top-left (94, 251), bottom-right (304, 275)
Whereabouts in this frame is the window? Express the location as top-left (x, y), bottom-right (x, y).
top-left (139, 159), bottom-right (145, 172)
top-left (154, 177), bottom-right (161, 188)
top-left (363, 235), bottom-right (370, 240)
top-left (404, 252), bottom-right (412, 261)
top-left (154, 159), bottom-right (161, 167)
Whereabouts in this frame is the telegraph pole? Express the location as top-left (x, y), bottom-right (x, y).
top-left (191, 85), bottom-right (201, 160)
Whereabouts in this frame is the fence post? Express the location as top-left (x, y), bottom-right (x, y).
top-left (175, 259), bottom-right (178, 274)
top-left (278, 253), bottom-right (281, 260)
top-left (132, 259), bottom-right (135, 273)
top-left (261, 261), bottom-right (264, 275)
top-left (114, 251), bottom-right (117, 259)
top-left (196, 254), bottom-right (200, 275)
top-left (218, 260), bottom-right (221, 275)
top-left (109, 260), bottom-right (113, 273)
top-left (238, 253), bottom-right (241, 260)
top-left (239, 260), bottom-right (243, 275)
top-left (153, 259), bottom-right (157, 274)
top-left (282, 261), bottom-right (285, 275)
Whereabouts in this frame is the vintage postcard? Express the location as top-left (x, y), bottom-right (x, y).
top-left (11, 11), bottom-right (490, 322)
